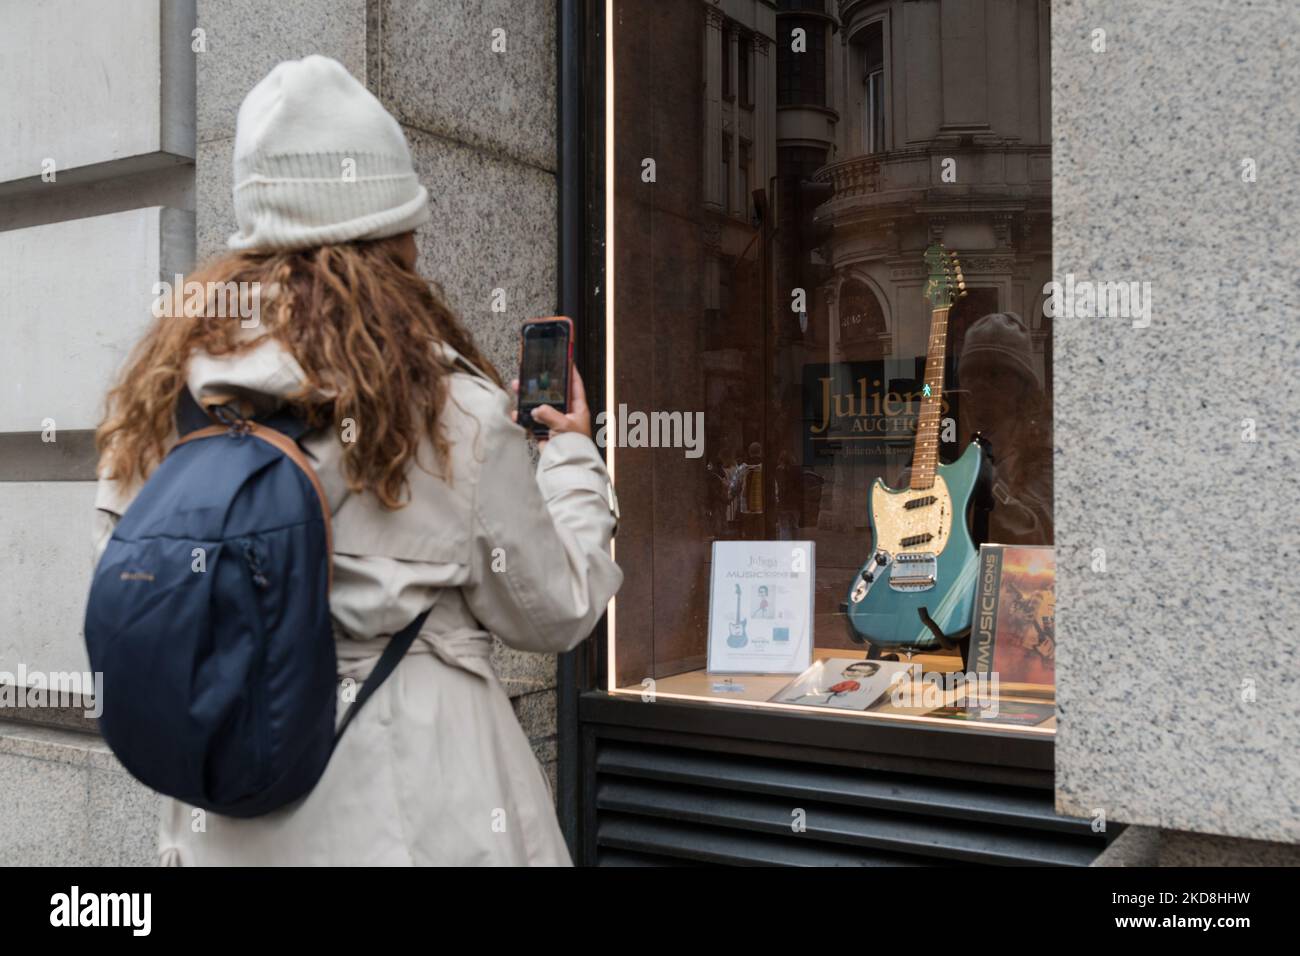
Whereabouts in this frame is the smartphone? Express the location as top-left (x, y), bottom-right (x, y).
top-left (517, 317), bottom-right (574, 436)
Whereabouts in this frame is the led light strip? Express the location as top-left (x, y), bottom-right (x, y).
top-left (604, 0), bottom-right (617, 692)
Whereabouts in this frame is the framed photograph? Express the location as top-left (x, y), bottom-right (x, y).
top-left (706, 540), bottom-right (815, 674)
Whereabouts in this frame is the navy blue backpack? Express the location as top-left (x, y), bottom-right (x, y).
top-left (84, 391), bottom-right (429, 818)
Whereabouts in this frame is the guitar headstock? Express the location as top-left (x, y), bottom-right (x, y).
top-left (923, 243), bottom-right (967, 311)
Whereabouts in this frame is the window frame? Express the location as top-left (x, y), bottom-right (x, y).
top-left (564, 1), bottom-right (1058, 826)
top-left (850, 13), bottom-right (891, 156)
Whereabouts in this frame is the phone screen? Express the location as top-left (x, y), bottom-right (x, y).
top-left (519, 320), bottom-right (571, 429)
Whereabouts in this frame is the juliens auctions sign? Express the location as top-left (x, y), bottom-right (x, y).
top-left (801, 361), bottom-right (952, 465)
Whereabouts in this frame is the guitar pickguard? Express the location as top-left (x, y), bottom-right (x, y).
top-left (868, 473), bottom-right (954, 567)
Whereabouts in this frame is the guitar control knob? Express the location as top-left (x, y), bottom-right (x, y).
top-left (875, 551), bottom-right (889, 565)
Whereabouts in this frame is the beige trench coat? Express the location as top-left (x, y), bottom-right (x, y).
top-left (92, 338), bottom-right (622, 866)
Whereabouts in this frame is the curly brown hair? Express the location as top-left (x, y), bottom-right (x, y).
top-left (96, 235), bottom-right (501, 509)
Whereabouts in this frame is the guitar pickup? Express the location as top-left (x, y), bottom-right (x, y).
top-left (899, 532), bottom-right (935, 547)
top-left (903, 495), bottom-right (937, 510)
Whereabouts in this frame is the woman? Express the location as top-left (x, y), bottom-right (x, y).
top-left (91, 56), bottom-right (621, 865)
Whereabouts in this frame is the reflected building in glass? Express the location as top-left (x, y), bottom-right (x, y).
top-left (611, 0), bottom-right (1054, 681)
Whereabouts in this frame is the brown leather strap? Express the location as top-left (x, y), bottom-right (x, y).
top-left (173, 424), bottom-right (334, 589)
top-left (174, 425), bottom-right (227, 447)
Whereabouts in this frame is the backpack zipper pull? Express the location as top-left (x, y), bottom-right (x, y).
top-left (241, 539), bottom-right (269, 588)
top-left (212, 403), bottom-right (251, 439)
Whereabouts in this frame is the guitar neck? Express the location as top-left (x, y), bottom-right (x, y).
top-left (910, 306), bottom-right (948, 491)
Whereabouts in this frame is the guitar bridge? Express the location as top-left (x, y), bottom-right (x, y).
top-left (889, 552), bottom-right (937, 592)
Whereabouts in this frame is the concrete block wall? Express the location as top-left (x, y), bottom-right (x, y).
top-left (0, 0), bottom-right (195, 185)
top-left (0, 719), bottom-right (159, 867)
top-left (0, 0), bottom-right (197, 865)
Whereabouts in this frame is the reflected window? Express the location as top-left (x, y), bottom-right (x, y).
top-left (722, 133), bottom-right (732, 214)
top-left (861, 22), bottom-right (885, 154)
top-left (722, 24), bottom-right (733, 100)
top-left (837, 279), bottom-right (887, 353)
top-left (739, 141), bottom-right (752, 219)
top-left (738, 35), bottom-right (752, 108)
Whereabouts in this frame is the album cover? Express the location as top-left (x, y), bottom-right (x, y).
top-left (969, 545), bottom-right (1055, 696)
top-left (770, 658), bottom-right (918, 711)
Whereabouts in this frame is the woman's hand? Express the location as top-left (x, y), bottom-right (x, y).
top-left (511, 365), bottom-right (593, 449)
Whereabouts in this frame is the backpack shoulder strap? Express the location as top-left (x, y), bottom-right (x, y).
top-left (331, 608), bottom-right (432, 749)
top-left (255, 408), bottom-right (313, 442)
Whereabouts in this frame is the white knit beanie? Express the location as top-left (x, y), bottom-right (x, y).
top-left (227, 55), bottom-right (430, 251)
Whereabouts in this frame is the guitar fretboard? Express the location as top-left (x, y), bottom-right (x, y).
top-left (910, 307), bottom-right (948, 491)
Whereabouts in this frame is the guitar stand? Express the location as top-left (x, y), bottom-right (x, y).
top-left (865, 611), bottom-right (970, 671)
top-left (916, 608), bottom-right (972, 672)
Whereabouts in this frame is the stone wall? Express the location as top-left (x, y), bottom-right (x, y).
top-left (0, 0), bottom-right (197, 866)
top-left (1052, 0), bottom-right (1300, 854)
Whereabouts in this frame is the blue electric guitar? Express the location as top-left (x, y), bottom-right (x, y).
top-left (845, 245), bottom-right (985, 652)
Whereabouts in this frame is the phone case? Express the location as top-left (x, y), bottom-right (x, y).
top-left (518, 316), bottom-right (574, 435)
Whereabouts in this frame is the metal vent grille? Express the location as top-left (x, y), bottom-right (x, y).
top-left (591, 739), bottom-right (1107, 867)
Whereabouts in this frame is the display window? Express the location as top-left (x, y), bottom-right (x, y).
top-left (599, 0), bottom-right (1054, 735)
